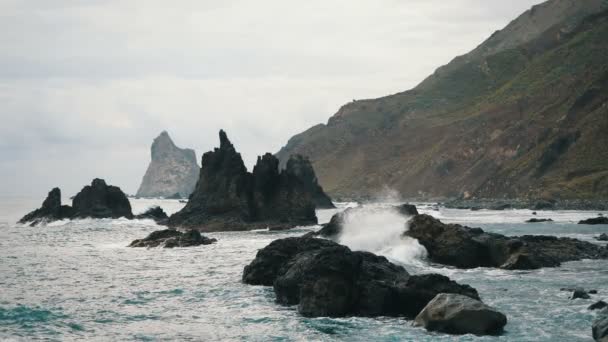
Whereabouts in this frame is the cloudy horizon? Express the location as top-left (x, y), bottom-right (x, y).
top-left (0, 0), bottom-right (543, 198)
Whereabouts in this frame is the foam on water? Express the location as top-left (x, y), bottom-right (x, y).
top-left (1, 197), bottom-right (608, 341)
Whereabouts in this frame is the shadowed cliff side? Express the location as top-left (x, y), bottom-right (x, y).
top-left (168, 130), bottom-right (327, 232)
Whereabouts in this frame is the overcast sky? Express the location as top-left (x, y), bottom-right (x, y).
top-left (0, 0), bottom-right (542, 198)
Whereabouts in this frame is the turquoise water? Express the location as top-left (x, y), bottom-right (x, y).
top-left (1, 198), bottom-right (607, 341)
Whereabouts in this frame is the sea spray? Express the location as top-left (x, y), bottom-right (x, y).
top-left (335, 205), bottom-right (427, 266)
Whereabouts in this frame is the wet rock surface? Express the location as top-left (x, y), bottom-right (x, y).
top-left (580, 217), bottom-right (608, 225)
top-left (134, 206), bottom-right (169, 224)
top-left (19, 179), bottom-right (133, 225)
top-left (129, 229), bottom-right (217, 248)
top-left (168, 130), bottom-right (322, 232)
top-left (404, 214), bottom-right (608, 269)
top-left (243, 236), bottom-right (479, 318)
top-left (414, 293), bottom-right (507, 336)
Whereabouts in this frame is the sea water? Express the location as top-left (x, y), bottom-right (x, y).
top-left (1, 198), bottom-right (607, 341)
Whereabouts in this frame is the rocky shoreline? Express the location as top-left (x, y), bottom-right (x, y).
top-left (441, 198), bottom-right (608, 211)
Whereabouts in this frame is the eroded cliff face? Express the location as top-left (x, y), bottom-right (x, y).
top-left (168, 130), bottom-right (322, 232)
top-left (136, 131), bottom-right (199, 198)
top-left (276, 1), bottom-right (608, 200)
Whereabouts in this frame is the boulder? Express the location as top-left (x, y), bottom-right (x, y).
top-left (168, 130), bottom-right (319, 231)
top-left (243, 236), bottom-right (479, 318)
top-left (135, 206), bottom-right (169, 224)
top-left (580, 217), bottom-right (608, 225)
top-left (593, 314), bottom-right (608, 342)
top-left (571, 289), bottom-right (591, 300)
top-left (72, 179), bottom-right (133, 219)
top-left (589, 301), bottom-right (608, 311)
top-left (414, 293), bottom-right (507, 336)
top-left (597, 234), bottom-right (608, 241)
top-left (18, 188), bottom-right (74, 225)
top-left (136, 131), bottom-right (199, 199)
top-left (397, 204), bottom-right (419, 216)
top-left (404, 214), bottom-right (608, 269)
top-left (526, 218), bottom-right (553, 223)
top-left (129, 229), bottom-right (217, 248)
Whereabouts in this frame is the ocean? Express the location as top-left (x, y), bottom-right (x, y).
top-left (1, 198), bottom-right (607, 341)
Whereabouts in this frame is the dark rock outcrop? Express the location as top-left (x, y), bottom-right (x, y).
top-left (414, 293), bottom-right (507, 336)
top-left (135, 206), bottom-right (169, 224)
top-left (597, 234), bottom-right (608, 241)
top-left (136, 131), bottom-right (199, 199)
top-left (593, 314), bottom-right (608, 342)
top-left (243, 236), bottom-right (479, 318)
top-left (580, 217), bottom-right (608, 225)
top-left (590, 301), bottom-right (608, 311)
top-left (72, 179), bottom-right (133, 219)
top-left (129, 229), bottom-right (217, 248)
top-left (526, 218), bottom-right (553, 223)
top-left (571, 289), bottom-right (591, 300)
top-left (283, 154), bottom-right (335, 209)
top-left (397, 204), bottom-right (419, 216)
top-left (19, 179), bottom-right (133, 225)
top-left (168, 130), bottom-right (318, 232)
top-left (18, 188), bottom-right (74, 225)
top-left (404, 214), bottom-right (608, 269)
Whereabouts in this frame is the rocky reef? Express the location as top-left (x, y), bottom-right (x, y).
top-left (128, 229), bottom-right (217, 248)
top-left (19, 179), bottom-right (133, 225)
top-left (242, 236), bottom-right (486, 322)
top-left (136, 131), bottom-right (199, 199)
top-left (134, 206), bottom-right (169, 224)
top-left (580, 217), bottom-right (608, 225)
top-left (168, 130), bottom-right (327, 231)
top-left (404, 214), bottom-right (608, 269)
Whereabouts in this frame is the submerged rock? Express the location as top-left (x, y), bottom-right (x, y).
top-left (404, 214), bottom-right (608, 269)
top-left (136, 131), bottom-right (199, 199)
top-left (135, 206), bottom-right (169, 224)
top-left (571, 289), bottom-right (591, 300)
top-left (580, 217), bottom-right (608, 225)
top-left (168, 130), bottom-right (320, 232)
top-left (526, 218), bottom-right (553, 223)
top-left (129, 229), bottom-right (217, 248)
top-left (18, 188), bottom-right (74, 225)
top-left (19, 179), bottom-right (133, 225)
top-left (243, 236), bottom-right (478, 318)
top-left (414, 293), bottom-right (507, 336)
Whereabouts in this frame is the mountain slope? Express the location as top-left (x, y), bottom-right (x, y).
top-left (136, 131), bottom-right (199, 198)
top-left (276, 0), bottom-right (608, 200)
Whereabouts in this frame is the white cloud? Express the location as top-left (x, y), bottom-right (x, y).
top-left (0, 0), bottom-right (541, 196)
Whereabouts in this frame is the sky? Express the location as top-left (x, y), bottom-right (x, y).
top-left (0, 0), bottom-right (543, 198)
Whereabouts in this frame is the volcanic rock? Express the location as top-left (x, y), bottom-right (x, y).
top-left (136, 131), bottom-right (199, 199)
top-left (135, 206), bottom-right (169, 224)
top-left (597, 234), bottom-right (608, 241)
top-left (526, 218), bottom-right (553, 223)
top-left (129, 228), bottom-right (217, 248)
top-left (593, 314), bottom-right (608, 342)
top-left (243, 236), bottom-right (479, 318)
top-left (580, 217), bottom-right (608, 225)
top-left (284, 154), bottom-right (335, 209)
top-left (18, 188), bottom-right (74, 225)
top-left (590, 301), bottom-right (608, 311)
top-left (414, 293), bottom-right (507, 336)
top-left (404, 214), bottom-right (608, 269)
top-left (72, 179), bottom-right (133, 219)
top-left (168, 130), bottom-right (319, 232)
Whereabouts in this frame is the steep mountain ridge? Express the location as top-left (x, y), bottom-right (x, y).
top-left (276, 0), bottom-right (608, 200)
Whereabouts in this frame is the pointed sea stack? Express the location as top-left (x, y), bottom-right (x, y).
top-left (18, 188), bottom-right (74, 225)
top-left (136, 131), bottom-right (199, 198)
top-left (284, 155), bottom-right (335, 209)
top-left (168, 130), bottom-right (319, 231)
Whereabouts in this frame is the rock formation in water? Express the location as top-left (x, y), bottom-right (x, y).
top-left (580, 217), bottom-right (608, 225)
top-left (283, 155), bottom-right (334, 209)
top-left (276, 1), bottom-right (608, 201)
top-left (242, 236), bottom-right (481, 319)
top-left (19, 179), bottom-right (133, 225)
top-left (136, 131), bottom-right (199, 199)
top-left (18, 188), bottom-right (74, 225)
top-left (168, 130), bottom-right (320, 231)
top-left (134, 206), bottom-right (169, 224)
top-left (128, 229), bottom-right (217, 248)
top-left (414, 293), bottom-right (507, 336)
top-left (593, 313), bottom-right (608, 342)
top-left (404, 214), bottom-right (608, 269)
